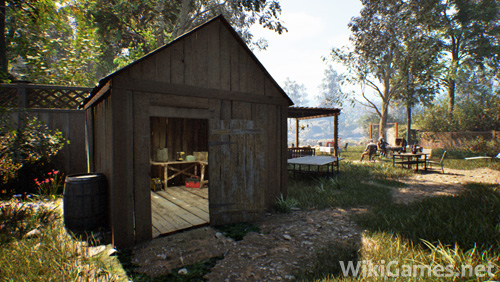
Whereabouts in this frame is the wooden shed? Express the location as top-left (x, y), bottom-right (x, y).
top-left (83, 16), bottom-right (293, 247)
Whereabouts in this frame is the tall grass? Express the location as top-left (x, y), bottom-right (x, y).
top-left (298, 182), bottom-right (500, 281)
top-left (288, 160), bottom-right (411, 210)
top-left (0, 198), bottom-right (126, 281)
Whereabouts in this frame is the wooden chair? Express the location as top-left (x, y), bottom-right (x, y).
top-left (421, 148), bottom-right (432, 159)
top-left (429, 151), bottom-right (446, 173)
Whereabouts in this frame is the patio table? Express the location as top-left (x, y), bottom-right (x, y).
top-left (392, 152), bottom-right (428, 171)
top-left (287, 156), bottom-right (343, 177)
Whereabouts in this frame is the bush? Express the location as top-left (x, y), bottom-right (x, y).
top-left (462, 136), bottom-right (500, 156)
top-left (0, 109), bottom-right (68, 196)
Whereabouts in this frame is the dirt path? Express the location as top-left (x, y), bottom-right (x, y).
top-left (131, 167), bottom-right (500, 281)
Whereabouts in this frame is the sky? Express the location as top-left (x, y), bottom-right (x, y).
top-left (250, 0), bottom-right (363, 107)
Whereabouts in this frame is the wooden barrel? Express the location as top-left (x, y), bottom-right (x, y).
top-left (63, 173), bottom-right (108, 233)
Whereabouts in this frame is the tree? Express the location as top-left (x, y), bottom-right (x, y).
top-left (416, 0), bottom-right (500, 117)
top-left (391, 14), bottom-right (441, 142)
top-left (283, 77), bottom-right (308, 106)
top-left (84, 0), bottom-right (287, 80)
top-left (5, 0), bottom-right (103, 86)
top-left (329, 0), bottom-right (411, 139)
top-left (317, 65), bottom-right (349, 108)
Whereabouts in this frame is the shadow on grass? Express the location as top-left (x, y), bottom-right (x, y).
top-left (354, 183), bottom-right (500, 252)
top-left (288, 161), bottom-right (409, 210)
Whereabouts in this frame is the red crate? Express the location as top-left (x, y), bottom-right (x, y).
top-left (185, 176), bottom-right (201, 188)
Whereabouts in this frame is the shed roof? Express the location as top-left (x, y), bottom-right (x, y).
top-left (288, 106), bottom-right (341, 120)
top-left (83, 15), bottom-right (293, 108)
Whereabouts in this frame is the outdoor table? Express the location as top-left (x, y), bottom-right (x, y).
top-left (151, 160), bottom-right (208, 189)
top-left (392, 152), bottom-right (428, 171)
top-left (287, 156), bottom-right (343, 177)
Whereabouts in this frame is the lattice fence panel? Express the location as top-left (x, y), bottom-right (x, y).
top-left (1, 84), bottom-right (92, 109)
top-left (27, 88), bottom-right (90, 109)
top-left (0, 87), bottom-right (18, 107)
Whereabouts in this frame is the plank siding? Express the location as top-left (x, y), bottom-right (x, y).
top-left (110, 90), bottom-right (135, 247)
top-left (86, 16), bottom-right (290, 247)
top-left (170, 41), bottom-right (185, 84)
top-left (133, 91), bottom-right (153, 243)
top-left (156, 47), bottom-right (171, 83)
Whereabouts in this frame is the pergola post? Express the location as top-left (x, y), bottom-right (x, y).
top-left (295, 118), bottom-right (299, 147)
top-left (334, 114), bottom-right (339, 157)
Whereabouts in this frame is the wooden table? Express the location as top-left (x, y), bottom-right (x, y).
top-left (392, 152), bottom-right (428, 171)
top-left (151, 161), bottom-right (208, 189)
top-left (287, 156), bottom-right (343, 177)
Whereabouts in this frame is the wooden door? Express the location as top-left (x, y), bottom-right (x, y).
top-left (208, 119), bottom-right (266, 225)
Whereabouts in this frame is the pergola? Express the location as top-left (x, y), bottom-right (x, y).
top-left (288, 106), bottom-right (342, 156)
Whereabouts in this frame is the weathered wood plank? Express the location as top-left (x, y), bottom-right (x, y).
top-left (153, 192), bottom-right (206, 226)
top-left (184, 34), bottom-right (196, 86)
top-left (170, 41), bottom-right (185, 84)
top-left (156, 47), bottom-right (171, 83)
top-left (110, 90), bottom-right (135, 248)
top-left (280, 106), bottom-right (288, 198)
top-left (157, 190), bottom-right (209, 220)
top-left (267, 104), bottom-right (278, 208)
top-left (219, 21), bottom-right (231, 91)
top-left (133, 91), bottom-right (153, 243)
top-left (181, 186), bottom-right (209, 200)
top-left (231, 101), bottom-right (252, 120)
top-left (230, 35), bottom-right (240, 92)
top-left (206, 20), bottom-right (221, 89)
top-left (149, 106), bottom-right (214, 119)
top-left (162, 187), bottom-right (209, 208)
top-left (151, 193), bottom-right (191, 230)
top-left (113, 77), bottom-right (290, 106)
top-left (148, 92), bottom-right (210, 109)
top-left (196, 22), bottom-right (209, 88)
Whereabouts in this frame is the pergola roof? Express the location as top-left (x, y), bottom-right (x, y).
top-left (288, 106), bottom-right (341, 120)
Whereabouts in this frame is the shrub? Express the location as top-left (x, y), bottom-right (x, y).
top-left (0, 109), bottom-right (68, 196)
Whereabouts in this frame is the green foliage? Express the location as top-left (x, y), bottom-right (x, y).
top-left (0, 198), bottom-right (123, 281)
top-left (415, 94), bottom-right (500, 132)
top-left (274, 193), bottom-right (299, 213)
top-left (216, 222), bottom-right (260, 241)
top-left (0, 197), bottom-right (58, 244)
top-left (34, 169), bottom-right (64, 199)
top-left (6, 0), bottom-right (103, 86)
top-left (0, 110), bottom-right (68, 195)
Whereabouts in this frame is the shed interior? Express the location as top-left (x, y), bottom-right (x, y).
top-left (149, 117), bottom-right (210, 237)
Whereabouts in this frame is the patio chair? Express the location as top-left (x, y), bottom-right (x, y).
top-left (429, 151), bottom-right (446, 173)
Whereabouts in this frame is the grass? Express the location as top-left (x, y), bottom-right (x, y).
top-left (287, 149), bottom-right (500, 281)
top-left (0, 197), bottom-right (127, 281)
top-left (2, 145), bottom-right (498, 281)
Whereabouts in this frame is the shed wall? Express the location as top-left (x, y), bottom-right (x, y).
top-left (86, 16), bottom-right (289, 247)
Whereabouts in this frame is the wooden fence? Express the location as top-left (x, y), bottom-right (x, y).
top-left (1, 83), bottom-right (92, 174)
top-left (418, 131), bottom-right (499, 148)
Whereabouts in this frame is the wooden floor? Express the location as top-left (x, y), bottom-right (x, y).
top-left (151, 186), bottom-right (209, 238)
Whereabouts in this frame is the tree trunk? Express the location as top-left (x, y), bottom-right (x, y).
top-left (406, 102), bottom-right (411, 143)
top-left (173, 0), bottom-right (194, 38)
top-left (379, 101), bottom-right (389, 140)
top-left (0, 0), bottom-right (7, 75)
top-left (447, 76), bottom-right (455, 118)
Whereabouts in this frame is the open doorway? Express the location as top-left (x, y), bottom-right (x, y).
top-left (149, 117), bottom-right (209, 237)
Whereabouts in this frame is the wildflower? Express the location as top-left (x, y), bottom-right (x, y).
top-left (53, 170), bottom-right (59, 175)
top-left (13, 194), bottom-right (22, 198)
top-left (45, 179), bottom-right (50, 183)
top-left (48, 172), bottom-right (52, 176)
